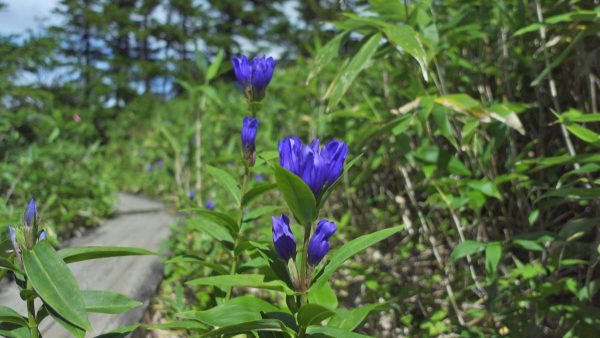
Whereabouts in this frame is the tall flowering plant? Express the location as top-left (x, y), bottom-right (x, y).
top-left (168, 53), bottom-right (402, 337)
top-left (1, 199), bottom-right (154, 337)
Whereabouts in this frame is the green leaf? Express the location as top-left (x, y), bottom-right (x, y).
top-left (307, 32), bottom-right (347, 84)
top-left (274, 165), bottom-right (318, 225)
top-left (188, 216), bottom-right (234, 244)
top-left (450, 240), bottom-right (485, 260)
top-left (513, 239), bottom-right (544, 252)
top-left (311, 226), bottom-right (403, 291)
top-left (184, 209), bottom-right (239, 235)
top-left (166, 255), bottom-right (229, 275)
top-left (22, 241), bottom-right (91, 331)
top-left (324, 33), bottom-right (382, 111)
top-left (0, 327), bottom-right (30, 338)
top-left (559, 218), bottom-right (600, 240)
top-left (243, 205), bottom-right (284, 222)
top-left (485, 242), bottom-right (502, 275)
top-left (467, 180), bottom-right (502, 200)
top-left (206, 165), bottom-right (241, 206)
top-left (206, 49), bottom-right (224, 82)
top-left (94, 324), bottom-right (140, 338)
top-left (0, 306), bottom-right (28, 327)
top-left (565, 124), bottom-right (600, 144)
top-left (329, 302), bottom-right (389, 331)
top-left (383, 24), bottom-right (429, 81)
top-left (242, 182), bottom-right (277, 206)
top-left (46, 305), bottom-right (86, 338)
top-left (432, 108), bottom-right (458, 148)
top-left (540, 188), bottom-right (600, 200)
top-left (307, 281), bottom-right (338, 310)
top-left (305, 325), bottom-right (371, 338)
top-left (186, 274), bottom-right (294, 294)
top-left (177, 296), bottom-right (280, 327)
top-left (58, 246), bottom-right (155, 264)
top-left (198, 319), bottom-right (289, 337)
top-left (82, 290), bottom-right (142, 314)
top-left (143, 321), bottom-right (207, 331)
top-left (297, 304), bottom-right (334, 328)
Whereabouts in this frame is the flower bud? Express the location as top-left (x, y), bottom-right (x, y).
top-left (307, 220), bottom-right (337, 266)
top-left (8, 226), bottom-right (23, 268)
top-left (8, 226), bottom-right (18, 250)
top-left (188, 190), bottom-right (195, 201)
top-left (241, 117), bottom-right (258, 166)
top-left (24, 198), bottom-right (37, 228)
top-left (272, 215), bottom-right (296, 261)
top-left (38, 230), bottom-right (47, 241)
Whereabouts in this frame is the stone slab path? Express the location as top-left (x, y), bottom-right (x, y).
top-left (0, 193), bottom-right (173, 337)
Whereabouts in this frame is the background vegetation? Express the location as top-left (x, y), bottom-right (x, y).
top-left (2, 0), bottom-right (600, 336)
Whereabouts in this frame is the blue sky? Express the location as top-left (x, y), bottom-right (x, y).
top-left (0, 0), bottom-right (60, 35)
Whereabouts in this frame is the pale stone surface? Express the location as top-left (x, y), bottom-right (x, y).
top-left (0, 193), bottom-right (173, 337)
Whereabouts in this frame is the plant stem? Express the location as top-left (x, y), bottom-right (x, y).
top-left (26, 281), bottom-right (39, 338)
top-left (225, 166), bottom-right (249, 300)
top-left (299, 223), bottom-right (312, 295)
top-left (194, 96), bottom-right (206, 204)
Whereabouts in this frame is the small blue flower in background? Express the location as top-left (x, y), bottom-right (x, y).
top-left (146, 164), bottom-right (154, 172)
top-left (232, 55), bottom-right (276, 101)
top-left (278, 136), bottom-right (349, 197)
top-left (38, 230), bottom-right (47, 241)
top-left (272, 214), bottom-right (296, 261)
top-left (307, 220), bottom-right (337, 266)
top-left (241, 117), bottom-right (258, 166)
top-left (155, 160), bottom-right (164, 169)
top-left (205, 200), bottom-right (216, 210)
top-left (24, 198), bottom-right (37, 228)
top-left (255, 174), bottom-right (265, 182)
top-left (188, 190), bottom-right (196, 201)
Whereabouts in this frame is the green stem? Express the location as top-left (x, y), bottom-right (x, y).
top-left (225, 166), bottom-right (249, 300)
top-left (299, 223), bottom-right (312, 295)
top-left (26, 281), bottom-right (39, 338)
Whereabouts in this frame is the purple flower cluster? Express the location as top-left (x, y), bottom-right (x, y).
top-left (232, 55), bottom-right (276, 101)
top-left (278, 137), bottom-right (348, 198)
top-left (272, 215), bottom-right (337, 266)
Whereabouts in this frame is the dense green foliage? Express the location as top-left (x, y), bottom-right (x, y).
top-left (2, 0), bottom-right (600, 337)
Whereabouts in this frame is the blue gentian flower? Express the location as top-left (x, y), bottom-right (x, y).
top-left (307, 220), bottom-right (337, 266)
top-left (24, 198), bottom-right (37, 228)
top-left (272, 214), bottom-right (296, 261)
top-left (188, 190), bottom-right (195, 201)
top-left (205, 200), bottom-right (216, 210)
top-left (278, 137), bottom-right (349, 197)
top-left (146, 164), bottom-right (154, 172)
top-left (232, 55), bottom-right (276, 101)
top-left (241, 117), bottom-right (258, 165)
top-left (38, 230), bottom-right (47, 241)
top-left (155, 160), bottom-right (164, 168)
top-left (255, 174), bottom-right (265, 182)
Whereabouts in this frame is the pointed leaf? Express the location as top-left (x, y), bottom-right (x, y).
top-left (82, 290), bottom-right (142, 314)
top-left (206, 165), bottom-right (241, 206)
top-left (23, 241), bottom-right (91, 331)
top-left (274, 165), bottom-right (317, 225)
top-left (58, 246), bottom-right (155, 264)
top-left (310, 226), bottom-right (403, 290)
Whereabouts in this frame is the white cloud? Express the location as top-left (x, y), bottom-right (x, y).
top-left (0, 0), bottom-right (60, 35)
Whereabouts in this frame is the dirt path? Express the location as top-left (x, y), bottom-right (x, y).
top-left (0, 193), bottom-right (173, 337)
